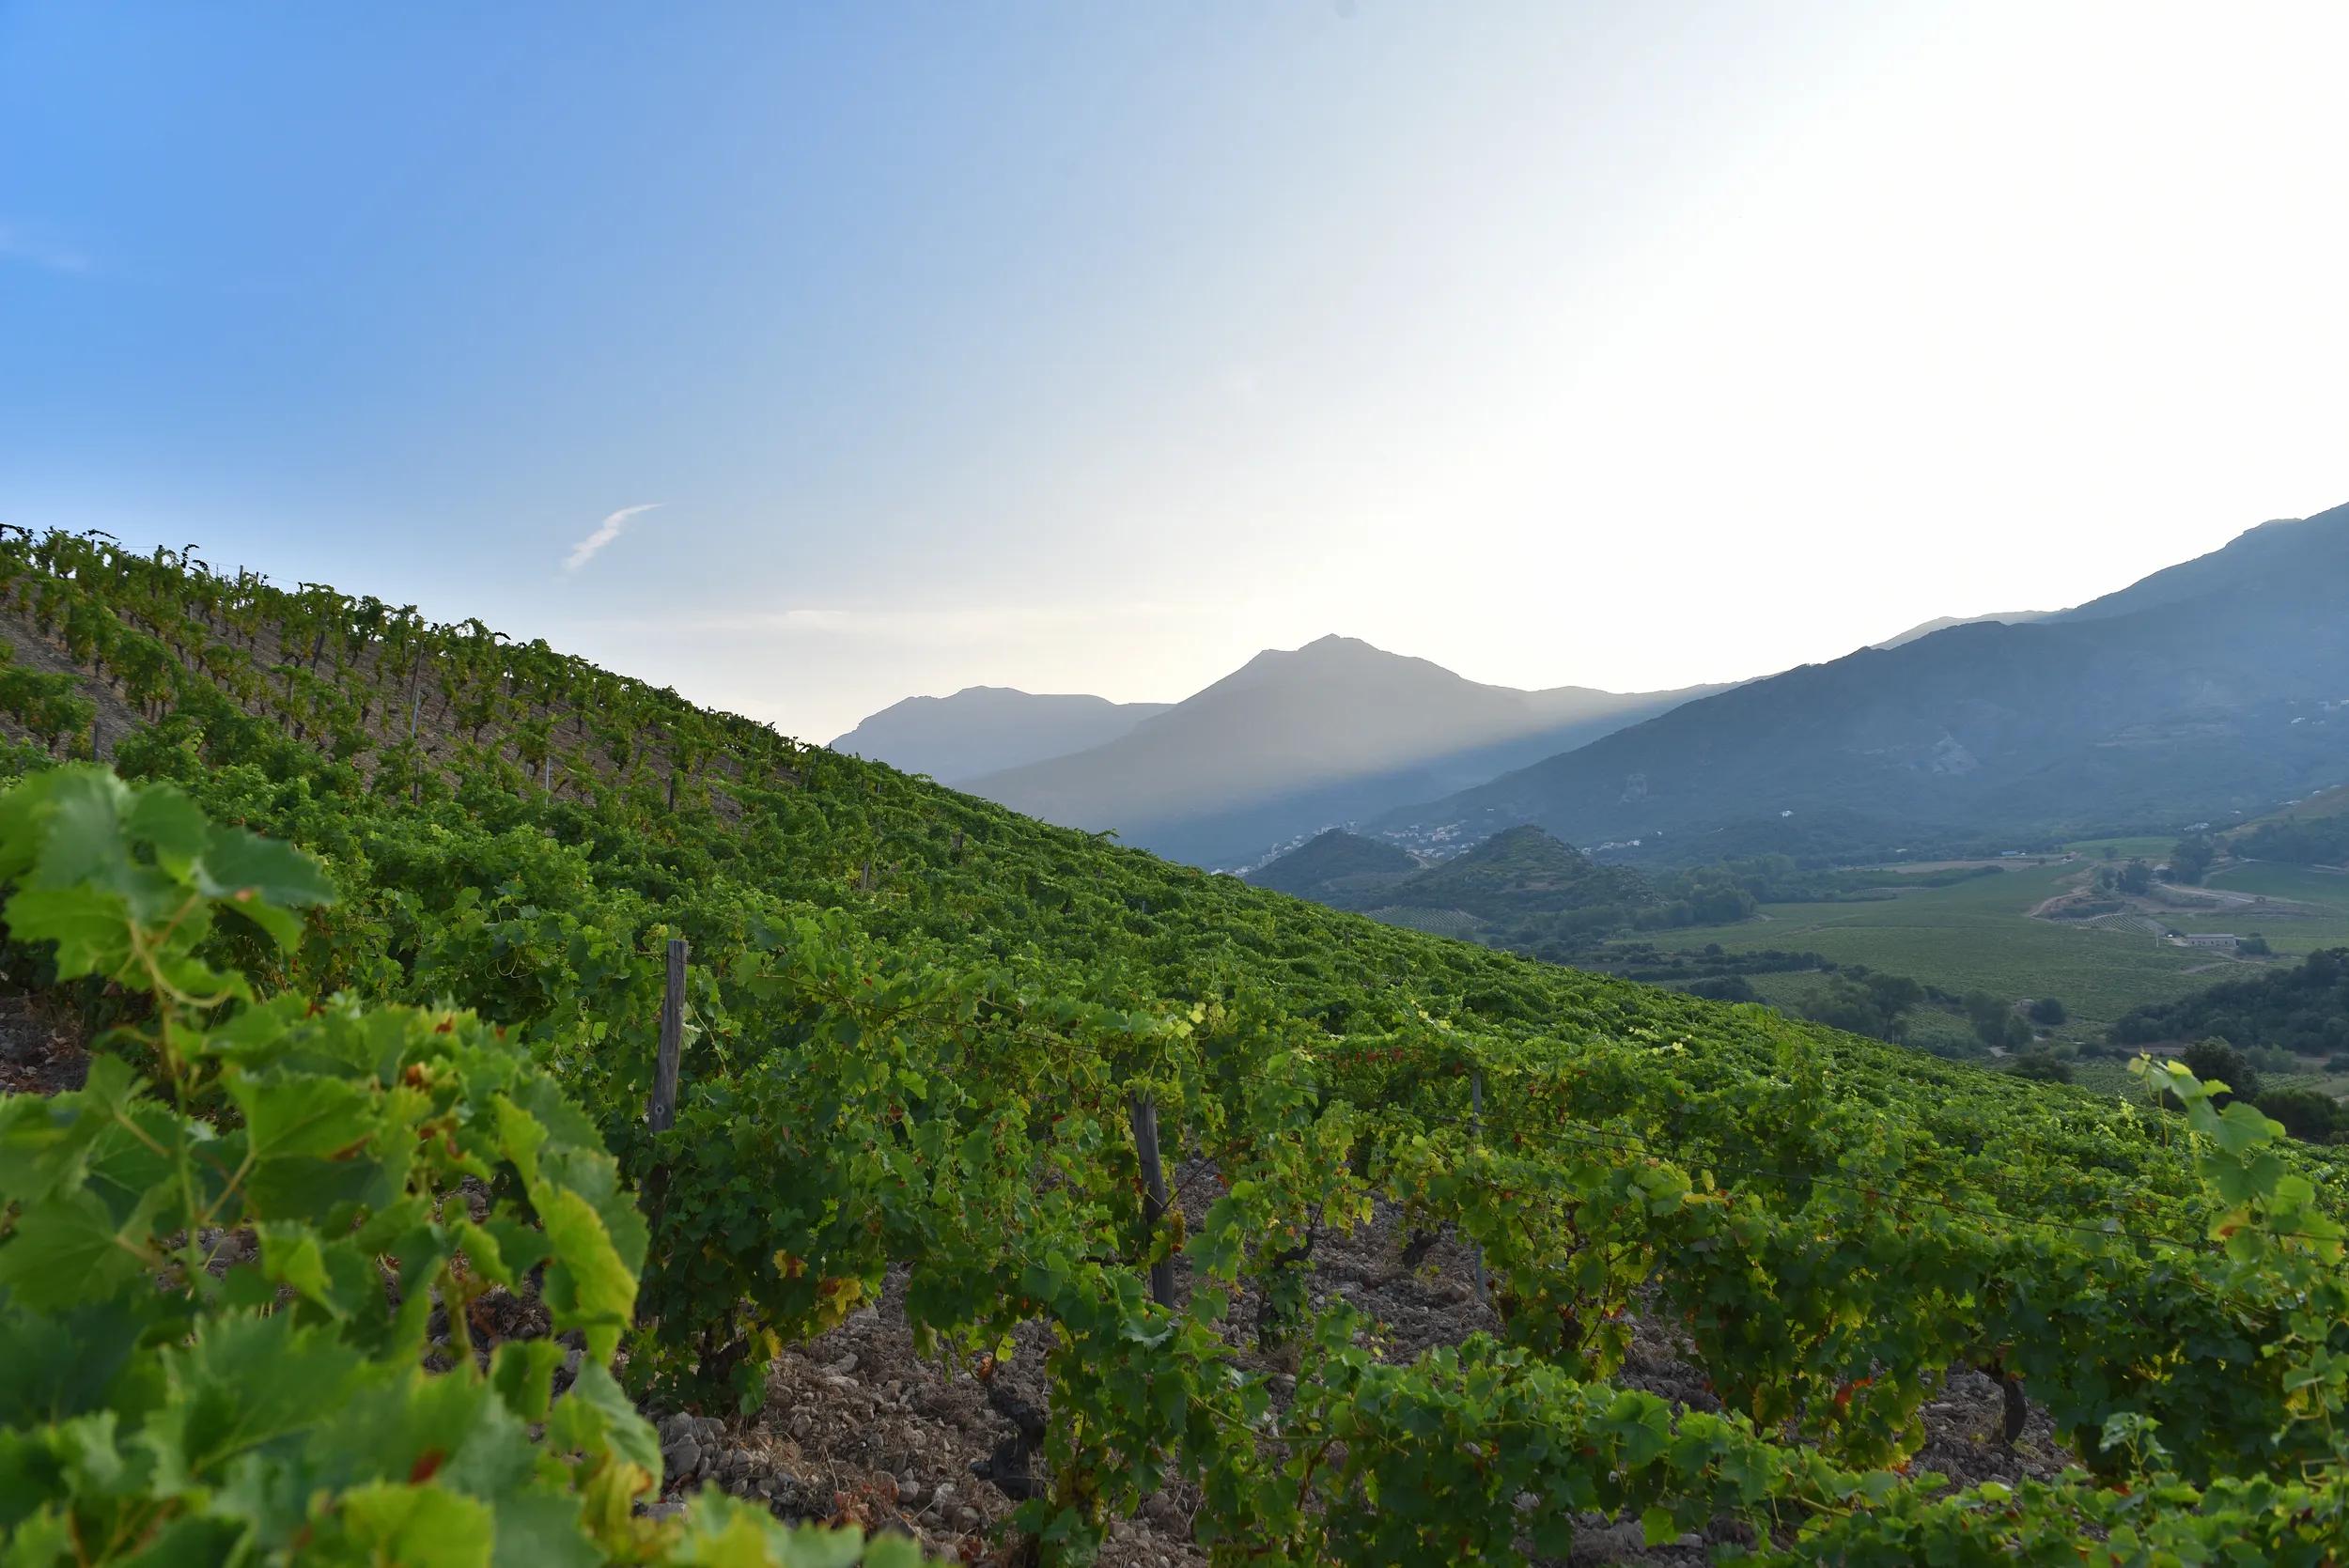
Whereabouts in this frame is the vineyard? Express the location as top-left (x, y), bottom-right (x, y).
top-left (0, 527), bottom-right (2346, 1564)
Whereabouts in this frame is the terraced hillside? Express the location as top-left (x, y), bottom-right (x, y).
top-left (2, 528), bottom-right (2347, 1564)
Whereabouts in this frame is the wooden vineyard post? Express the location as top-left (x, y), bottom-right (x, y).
top-left (1130, 1094), bottom-right (1178, 1309)
top-left (1470, 1067), bottom-right (1488, 1307)
top-left (648, 938), bottom-right (688, 1132)
top-left (634, 937), bottom-right (689, 1317)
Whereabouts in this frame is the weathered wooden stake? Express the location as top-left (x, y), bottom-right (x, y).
top-left (1129, 1094), bottom-right (1177, 1309)
top-left (648, 938), bottom-right (688, 1132)
top-left (1470, 1068), bottom-right (1488, 1307)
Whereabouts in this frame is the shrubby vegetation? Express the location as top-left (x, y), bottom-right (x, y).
top-left (2004, 1051), bottom-right (2073, 1084)
top-left (2164, 833), bottom-right (2217, 884)
top-left (2112, 948), bottom-right (2349, 1059)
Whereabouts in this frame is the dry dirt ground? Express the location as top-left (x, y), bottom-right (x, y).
top-left (0, 993), bottom-right (86, 1095)
top-left (648, 1160), bottom-right (2078, 1566)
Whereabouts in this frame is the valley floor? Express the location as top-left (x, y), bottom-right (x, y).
top-left (1628, 843), bottom-right (2349, 1045)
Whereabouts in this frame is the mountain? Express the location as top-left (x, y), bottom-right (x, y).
top-left (1377, 824), bottom-right (1654, 925)
top-left (2052, 514), bottom-right (2347, 622)
top-left (1247, 824), bottom-right (1657, 948)
top-left (1377, 503), bottom-right (2349, 860)
top-left (1243, 829), bottom-right (1422, 906)
top-left (1870, 610), bottom-right (2048, 650)
top-left (961, 635), bottom-right (1724, 867)
top-left (829, 687), bottom-right (1171, 783)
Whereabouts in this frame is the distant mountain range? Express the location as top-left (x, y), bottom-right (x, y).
top-left (828, 688), bottom-right (1171, 783)
top-left (1374, 503), bottom-right (2349, 860)
top-left (836, 500), bottom-right (2349, 874)
top-left (957, 636), bottom-right (1724, 867)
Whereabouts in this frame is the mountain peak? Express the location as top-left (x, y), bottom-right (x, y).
top-left (830, 687), bottom-right (1172, 782)
top-left (1246, 633), bottom-right (1380, 665)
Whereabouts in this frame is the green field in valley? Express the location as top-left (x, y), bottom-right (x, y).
top-left (1630, 846), bottom-right (2349, 1042)
top-left (2195, 860), bottom-right (2349, 952)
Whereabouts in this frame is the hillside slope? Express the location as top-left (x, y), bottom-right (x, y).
top-left (1241, 827), bottom-right (1421, 905)
top-left (829, 687), bottom-right (1170, 783)
top-left (1378, 824), bottom-right (1655, 924)
top-left (966, 634), bottom-right (1722, 866)
top-left (5, 527), bottom-right (2346, 1560)
top-left (1379, 503), bottom-right (2349, 858)
top-left (2230, 782), bottom-right (2349, 867)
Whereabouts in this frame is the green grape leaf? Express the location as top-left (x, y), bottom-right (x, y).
top-left (3, 885), bottom-right (132, 980)
top-left (0, 1187), bottom-right (154, 1311)
top-left (547, 1362), bottom-right (660, 1478)
top-left (196, 825), bottom-right (336, 949)
top-left (488, 1489), bottom-right (603, 1568)
top-left (227, 1071), bottom-right (376, 1166)
top-left (122, 784), bottom-right (210, 877)
top-left (257, 1223), bottom-right (350, 1320)
top-left (0, 1299), bottom-right (154, 1427)
top-left (331, 1480), bottom-right (494, 1568)
top-left (490, 1341), bottom-right (566, 1426)
top-left (450, 1217), bottom-right (515, 1289)
top-left (139, 1312), bottom-right (365, 1492)
top-left (535, 1186), bottom-right (637, 1363)
top-left (670, 1497), bottom-right (879, 1567)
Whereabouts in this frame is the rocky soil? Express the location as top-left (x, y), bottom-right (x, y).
top-left (644, 1158), bottom-right (2079, 1565)
top-left (0, 993), bottom-right (85, 1095)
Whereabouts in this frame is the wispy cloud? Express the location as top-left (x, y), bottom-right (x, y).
top-left (0, 221), bottom-right (92, 275)
top-left (564, 503), bottom-right (662, 572)
top-left (569, 601), bottom-right (1196, 643)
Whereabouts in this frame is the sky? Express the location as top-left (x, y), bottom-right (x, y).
top-left (5, 2), bottom-right (2347, 742)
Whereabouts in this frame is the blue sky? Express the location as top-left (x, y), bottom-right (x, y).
top-left (6, 2), bottom-right (2348, 740)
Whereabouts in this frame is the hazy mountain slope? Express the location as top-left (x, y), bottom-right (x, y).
top-left (2241, 782), bottom-right (2349, 828)
top-left (1871, 610), bottom-right (2048, 650)
top-left (829, 687), bottom-right (1171, 783)
top-left (1377, 503), bottom-right (2349, 857)
top-left (2051, 510), bottom-right (2344, 622)
top-left (962, 635), bottom-right (1723, 867)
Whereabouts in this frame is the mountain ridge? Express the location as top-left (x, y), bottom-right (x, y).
top-left (1870, 611), bottom-right (2049, 650)
top-left (961, 634), bottom-right (1726, 867)
top-left (1374, 503), bottom-right (2349, 860)
top-left (829, 686), bottom-right (1172, 783)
